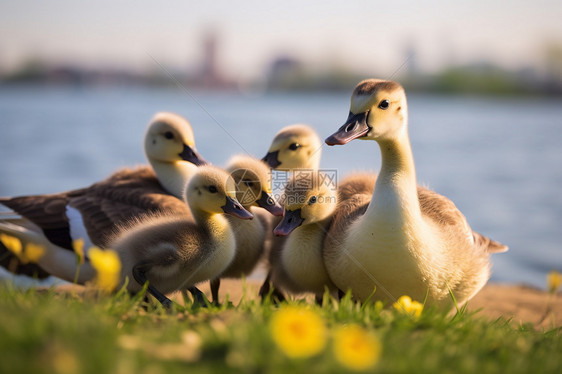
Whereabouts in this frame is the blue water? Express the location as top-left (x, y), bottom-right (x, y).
top-left (1, 85), bottom-right (561, 289)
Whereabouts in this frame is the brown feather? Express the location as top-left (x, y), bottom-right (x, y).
top-left (331, 181), bottom-right (507, 254)
top-left (337, 173), bottom-right (377, 202)
top-left (0, 166), bottom-right (191, 276)
top-left (472, 231), bottom-right (509, 253)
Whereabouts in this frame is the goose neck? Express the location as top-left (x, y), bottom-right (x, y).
top-left (367, 133), bottom-right (421, 222)
top-left (190, 207), bottom-right (231, 238)
top-left (150, 160), bottom-right (196, 199)
top-left (377, 134), bottom-right (416, 186)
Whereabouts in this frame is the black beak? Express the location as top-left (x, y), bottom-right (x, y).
top-left (179, 144), bottom-right (209, 166)
top-left (256, 191), bottom-right (284, 216)
top-left (325, 111), bottom-right (370, 146)
top-left (222, 196), bottom-right (254, 220)
top-left (273, 209), bottom-right (304, 236)
top-left (261, 150), bottom-right (281, 169)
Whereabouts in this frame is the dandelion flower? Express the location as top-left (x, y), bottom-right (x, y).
top-left (23, 243), bottom-right (45, 263)
top-left (0, 234), bottom-right (45, 263)
top-left (333, 324), bottom-right (381, 371)
top-left (0, 233), bottom-right (22, 256)
top-left (73, 239), bottom-right (85, 265)
top-left (548, 271), bottom-right (561, 294)
top-left (270, 305), bottom-right (327, 358)
top-left (393, 295), bottom-right (423, 318)
top-left (89, 247), bottom-right (121, 292)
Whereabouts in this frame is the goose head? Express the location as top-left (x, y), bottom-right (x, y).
top-left (185, 166), bottom-right (253, 220)
top-left (144, 112), bottom-right (208, 166)
top-left (274, 172), bottom-right (337, 236)
top-left (227, 155), bottom-right (284, 216)
top-left (262, 124), bottom-right (321, 170)
top-left (325, 79), bottom-right (408, 145)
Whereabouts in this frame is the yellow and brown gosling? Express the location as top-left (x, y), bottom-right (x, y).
top-left (270, 171), bottom-right (339, 303)
top-left (209, 155), bottom-right (283, 304)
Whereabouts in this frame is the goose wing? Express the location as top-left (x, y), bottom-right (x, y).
top-left (417, 186), bottom-right (507, 253)
top-left (67, 166), bottom-right (191, 247)
top-left (337, 173), bottom-right (377, 203)
top-left (0, 166), bottom-right (190, 249)
top-left (327, 193), bottom-right (370, 246)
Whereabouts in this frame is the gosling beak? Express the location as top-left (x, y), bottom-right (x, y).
top-left (261, 150), bottom-right (281, 168)
top-left (179, 144), bottom-right (209, 166)
top-left (256, 191), bottom-right (284, 216)
top-left (222, 196), bottom-right (254, 220)
top-left (273, 209), bottom-right (304, 236)
top-left (221, 196), bottom-right (254, 219)
top-left (325, 111), bottom-right (370, 146)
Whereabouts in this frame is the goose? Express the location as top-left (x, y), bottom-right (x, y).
top-left (271, 171), bottom-right (339, 302)
top-left (0, 112), bottom-right (207, 279)
top-left (209, 155), bottom-right (283, 303)
top-left (324, 79), bottom-right (508, 308)
top-left (0, 166), bottom-right (253, 307)
top-left (259, 124), bottom-right (323, 301)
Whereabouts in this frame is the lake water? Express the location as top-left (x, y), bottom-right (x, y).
top-left (1, 85), bottom-right (561, 289)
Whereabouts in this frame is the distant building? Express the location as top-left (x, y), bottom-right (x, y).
top-left (266, 55), bottom-right (302, 90)
top-left (544, 43), bottom-right (562, 94)
top-left (194, 29), bottom-right (235, 90)
top-left (201, 31), bottom-right (219, 85)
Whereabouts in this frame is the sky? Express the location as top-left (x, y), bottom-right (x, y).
top-left (0, 0), bottom-right (561, 81)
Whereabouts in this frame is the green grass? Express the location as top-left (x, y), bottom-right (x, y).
top-left (0, 284), bottom-right (560, 374)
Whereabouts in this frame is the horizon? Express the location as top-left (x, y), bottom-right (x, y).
top-left (1, 0), bottom-right (561, 83)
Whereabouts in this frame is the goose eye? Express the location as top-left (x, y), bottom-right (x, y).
top-left (378, 100), bottom-right (390, 110)
top-left (288, 143), bottom-right (300, 151)
top-left (164, 131), bottom-right (174, 139)
top-left (308, 196), bottom-right (317, 204)
top-left (208, 185), bottom-right (218, 193)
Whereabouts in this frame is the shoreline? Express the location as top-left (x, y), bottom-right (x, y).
top-left (200, 280), bottom-right (561, 328)
top-left (2, 274), bottom-right (560, 328)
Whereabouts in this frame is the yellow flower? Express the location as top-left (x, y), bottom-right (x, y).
top-left (393, 295), bottom-right (423, 318)
top-left (270, 305), bottom-right (327, 358)
top-left (88, 247), bottom-right (121, 292)
top-left (333, 324), bottom-right (381, 371)
top-left (73, 239), bottom-right (85, 265)
top-left (0, 234), bottom-right (46, 264)
top-left (0, 233), bottom-right (22, 256)
top-left (548, 271), bottom-right (561, 294)
top-left (24, 243), bottom-right (45, 263)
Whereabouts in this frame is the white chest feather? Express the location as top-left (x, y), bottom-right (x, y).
top-left (66, 206), bottom-right (94, 252)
